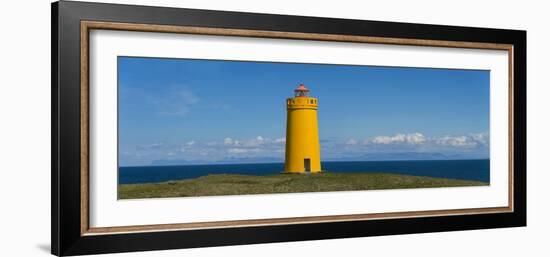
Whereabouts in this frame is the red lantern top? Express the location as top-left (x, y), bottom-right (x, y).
top-left (294, 84), bottom-right (310, 97)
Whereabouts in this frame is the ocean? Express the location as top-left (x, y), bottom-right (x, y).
top-left (119, 159), bottom-right (490, 184)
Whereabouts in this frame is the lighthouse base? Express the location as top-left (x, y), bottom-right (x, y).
top-left (281, 170), bottom-right (323, 174)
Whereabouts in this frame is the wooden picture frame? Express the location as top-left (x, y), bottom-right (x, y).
top-left (52, 1), bottom-right (526, 256)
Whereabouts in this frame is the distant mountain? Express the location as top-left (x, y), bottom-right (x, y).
top-left (217, 157), bottom-right (283, 164)
top-left (150, 159), bottom-right (194, 166)
top-left (150, 152), bottom-right (487, 166)
top-left (150, 156), bottom-right (283, 166)
top-left (327, 152), bottom-right (489, 161)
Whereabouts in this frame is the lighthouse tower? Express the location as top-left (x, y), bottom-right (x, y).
top-left (284, 84), bottom-right (322, 173)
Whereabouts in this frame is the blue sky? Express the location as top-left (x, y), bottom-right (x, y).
top-left (118, 57), bottom-right (490, 166)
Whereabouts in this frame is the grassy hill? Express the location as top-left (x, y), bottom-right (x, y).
top-left (118, 172), bottom-right (487, 199)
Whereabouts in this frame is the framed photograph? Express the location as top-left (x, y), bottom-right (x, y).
top-left (52, 1), bottom-right (526, 255)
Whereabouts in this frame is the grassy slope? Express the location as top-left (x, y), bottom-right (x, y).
top-left (118, 172), bottom-right (488, 199)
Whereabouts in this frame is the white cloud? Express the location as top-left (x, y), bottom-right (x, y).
top-left (222, 136), bottom-right (286, 156)
top-left (122, 132), bottom-right (489, 166)
top-left (436, 136), bottom-right (471, 147)
top-left (223, 137), bottom-right (233, 145)
top-left (369, 133), bottom-right (426, 145)
top-left (366, 132), bottom-right (489, 149)
top-left (205, 141), bottom-right (218, 146)
top-left (435, 133), bottom-right (489, 148)
top-left (228, 148), bottom-right (261, 154)
top-left (346, 139), bottom-right (358, 145)
top-left (274, 137), bottom-right (286, 144)
top-left (371, 134), bottom-right (404, 144)
top-left (471, 133), bottom-right (489, 145)
top-left (406, 133), bottom-right (427, 144)
top-left (228, 148), bottom-right (248, 154)
top-left (136, 143), bottom-right (164, 150)
top-left (242, 136), bottom-right (266, 147)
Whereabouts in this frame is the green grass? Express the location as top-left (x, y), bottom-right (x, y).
top-left (118, 172), bottom-right (488, 200)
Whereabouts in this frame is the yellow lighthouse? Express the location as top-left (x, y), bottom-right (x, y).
top-left (284, 84), bottom-right (322, 173)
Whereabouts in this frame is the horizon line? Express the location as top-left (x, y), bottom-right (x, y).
top-left (119, 158), bottom-right (490, 168)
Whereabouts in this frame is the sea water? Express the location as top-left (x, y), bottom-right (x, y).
top-left (119, 159), bottom-right (489, 184)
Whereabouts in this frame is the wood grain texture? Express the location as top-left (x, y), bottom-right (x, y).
top-left (85, 206), bottom-right (512, 235)
top-left (82, 21), bottom-right (513, 50)
top-left (79, 20), bottom-right (515, 236)
top-left (80, 22), bottom-right (90, 236)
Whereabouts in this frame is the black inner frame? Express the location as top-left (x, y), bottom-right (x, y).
top-left (51, 1), bottom-right (526, 256)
